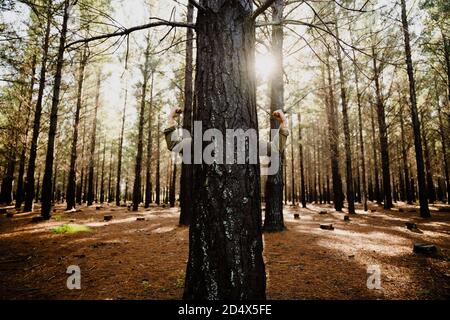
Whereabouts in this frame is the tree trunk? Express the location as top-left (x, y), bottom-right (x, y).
top-left (87, 74), bottom-right (101, 206)
top-left (169, 158), bottom-right (177, 207)
top-left (116, 86), bottom-right (127, 206)
top-left (370, 102), bottom-right (381, 203)
top-left (400, 0), bottom-right (430, 217)
top-left (264, 0), bottom-right (285, 232)
top-left (100, 139), bottom-right (106, 203)
top-left (155, 114), bottom-right (161, 205)
top-left (399, 102), bottom-right (413, 204)
top-left (421, 112), bottom-right (435, 203)
top-left (179, 1), bottom-right (195, 225)
top-left (184, 1), bottom-right (266, 300)
top-left (66, 45), bottom-right (87, 210)
top-left (297, 113), bottom-right (306, 208)
top-left (24, 1), bottom-right (52, 212)
top-left (324, 58), bottom-right (343, 211)
top-left (437, 86), bottom-right (450, 204)
top-left (372, 45), bottom-right (393, 209)
top-left (144, 72), bottom-right (154, 208)
top-left (132, 39), bottom-right (151, 211)
top-left (40, 0), bottom-right (70, 219)
top-left (16, 56), bottom-right (37, 210)
top-left (334, 17), bottom-right (355, 214)
top-left (352, 50), bottom-right (367, 211)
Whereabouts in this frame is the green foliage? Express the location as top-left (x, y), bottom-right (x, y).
top-left (51, 223), bottom-right (92, 234)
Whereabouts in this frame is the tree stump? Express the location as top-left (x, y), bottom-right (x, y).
top-left (96, 205), bottom-right (103, 211)
top-left (413, 243), bottom-right (438, 255)
top-left (344, 215), bottom-right (350, 222)
top-left (294, 214), bottom-right (300, 220)
top-left (320, 224), bottom-right (334, 230)
top-left (319, 210), bottom-right (327, 215)
top-left (136, 217), bottom-right (145, 221)
top-left (104, 215), bottom-right (113, 221)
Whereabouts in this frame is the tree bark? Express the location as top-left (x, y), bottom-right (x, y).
top-left (399, 101), bottom-right (413, 204)
top-left (144, 72), bottom-right (154, 208)
top-left (334, 17), bottom-right (355, 214)
top-left (352, 51), bottom-right (367, 211)
top-left (15, 55), bottom-right (37, 210)
top-left (400, 0), bottom-right (430, 217)
top-left (66, 44), bottom-right (87, 210)
top-left (264, 0), bottom-right (285, 231)
top-left (41, 0), bottom-right (70, 219)
top-left (116, 85), bottom-right (127, 206)
top-left (132, 39), bottom-right (151, 211)
top-left (372, 45), bottom-right (393, 209)
top-left (155, 114), bottom-right (161, 205)
top-left (324, 58), bottom-right (343, 211)
top-left (179, 1), bottom-right (195, 225)
top-left (24, 1), bottom-right (52, 212)
top-left (87, 74), bottom-right (101, 206)
top-left (297, 113), bottom-right (306, 208)
top-left (184, 0), bottom-right (266, 299)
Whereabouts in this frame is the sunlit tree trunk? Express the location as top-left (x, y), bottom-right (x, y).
top-left (264, 0), bottom-right (285, 231)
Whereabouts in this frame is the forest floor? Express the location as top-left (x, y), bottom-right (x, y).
top-left (0, 201), bottom-right (449, 300)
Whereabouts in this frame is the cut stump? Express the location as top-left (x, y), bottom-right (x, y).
top-left (104, 215), bottom-right (113, 221)
top-left (320, 224), bottom-right (334, 230)
top-left (413, 243), bottom-right (438, 255)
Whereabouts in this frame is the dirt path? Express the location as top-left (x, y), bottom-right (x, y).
top-left (0, 202), bottom-right (449, 299)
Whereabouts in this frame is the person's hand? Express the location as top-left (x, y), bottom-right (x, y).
top-left (168, 107), bottom-right (183, 126)
top-left (272, 109), bottom-right (287, 128)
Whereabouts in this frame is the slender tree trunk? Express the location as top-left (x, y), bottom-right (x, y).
top-left (16, 56), bottom-right (37, 210)
top-left (370, 102), bottom-right (381, 204)
top-left (400, 0), bottom-right (430, 217)
top-left (421, 112), bottom-right (435, 203)
top-left (264, 0), bottom-right (285, 231)
top-left (289, 112), bottom-right (295, 205)
top-left (144, 72), bottom-right (154, 208)
top-left (353, 51), bottom-right (367, 211)
top-left (115, 86), bottom-right (127, 206)
top-left (297, 113), bottom-right (306, 208)
top-left (87, 74), bottom-right (101, 206)
top-left (169, 157), bottom-right (177, 207)
top-left (108, 141), bottom-right (113, 203)
top-left (334, 18), bottom-right (355, 214)
top-left (324, 59), bottom-right (343, 211)
top-left (100, 139), bottom-right (106, 203)
top-left (132, 39), bottom-right (151, 211)
top-left (400, 102), bottom-right (413, 204)
top-left (155, 114), bottom-right (161, 205)
top-left (437, 87), bottom-right (450, 204)
top-left (24, 1), bottom-right (52, 212)
top-left (372, 45), bottom-right (393, 209)
top-left (77, 104), bottom-right (87, 205)
top-left (179, 1), bottom-right (195, 225)
top-left (66, 45), bottom-right (87, 210)
top-left (184, 1), bottom-right (266, 299)
top-left (41, 0), bottom-right (70, 219)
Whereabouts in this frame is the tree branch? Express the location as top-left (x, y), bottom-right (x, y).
top-left (65, 20), bottom-right (195, 49)
top-left (251, 0), bottom-right (277, 20)
top-left (189, 0), bottom-right (205, 12)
